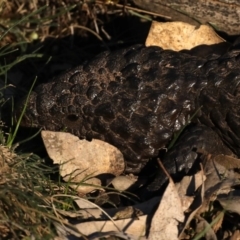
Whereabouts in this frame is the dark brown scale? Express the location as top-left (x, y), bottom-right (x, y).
top-left (17, 44), bottom-right (240, 174)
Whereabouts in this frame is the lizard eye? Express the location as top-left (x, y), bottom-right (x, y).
top-left (66, 114), bottom-right (79, 122)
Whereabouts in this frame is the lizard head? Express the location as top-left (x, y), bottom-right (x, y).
top-left (15, 86), bottom-right (86, 136)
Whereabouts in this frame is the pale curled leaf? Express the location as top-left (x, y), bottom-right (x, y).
top-left (111, 175), bottom-right (138, 192)
top-left (72, 197), bottom-right (160, 220)
top-left (230, 230), bottom-right (240, 240)
top-left (55, 220), bottom-right (147, 240)
top-left (217, 191), bottom-right (240, 215)
top-left (203, 155), bottom-right (237, 201)
top-left (41, 131), bottom-right (125, 193)
top-left (71, 178), bottom-right (102, 195)
top-left (194, 216), bottom-right (218, 240)
top-left (146, 21), bottom-right (224, 51)
top-left (74, 197), bottom-right (100, 209)
top-left (72, 216), bottom-right (147, 237)
top-left (175, 171), bottom-right (206, 211)
top-left (148, 179), bottom-right (184, 240)
top-left (212, 154), bottom-right (240, 172)
top-left (179, 170), bottom-right (206, 239)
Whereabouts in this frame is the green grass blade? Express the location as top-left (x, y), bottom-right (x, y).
top-left (7, 77), bottom-right (37, 147)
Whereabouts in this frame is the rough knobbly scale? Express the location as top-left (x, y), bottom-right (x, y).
top-left (17, 44), bottom-right (240, 177)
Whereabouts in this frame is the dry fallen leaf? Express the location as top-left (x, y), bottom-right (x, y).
top-left (180, 155), bottom-right (240, 238)
top-left (72, 196), bottom-right (160, 220)
top-left (230, 230), bottom-right (240, 240)
top-left (148, 179), bottom-right (184, 240)
top-left (112, 206), bottom-right (143, 220)
top-left (55, 220), bottom-right (147, 240)
top-left (41, 131), bottom-right (125, 193)
top-left (179, 169), bottom-right (205, 239)
top-left (72, 215), bottom-right (147, 237)
top-left (110, 175), bottom-right (138, 192)
top-left (175, 171), bottom-right (206, 211)
top-left (55, 197), bottom-right (161, 239)
top-left (194, 216), bottom-right (218, 240)
top-left (146, 21), bottom-right (224, 51)
top-left (217, 191), bottom-right (240, 215)
top-left (203, 155), bottom-right (237, 202)
top-left (71, 177), bottom-right (102, 195)
top-left (212, 154), bottom-right (240, 175)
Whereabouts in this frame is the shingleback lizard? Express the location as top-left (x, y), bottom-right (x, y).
top-left (16, 44), bottom-right (240, 182)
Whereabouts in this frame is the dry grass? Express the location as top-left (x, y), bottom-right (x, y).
top-left (0, 0), bottom-right (95, 46)
top-left (0, 0), bottom-right (143, 49)
top-left (0, 145), bottom-right (76, 239)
